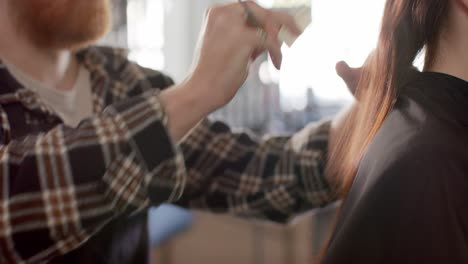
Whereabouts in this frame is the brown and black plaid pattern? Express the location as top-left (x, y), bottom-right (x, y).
top-left (0, 47), bottom-right (186, 263)
top-left (178, 119), bottom-right (336, 222)
top-left (0, 46), bottom-right (334, 263)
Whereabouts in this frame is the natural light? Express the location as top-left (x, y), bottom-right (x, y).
top-left (260, 0), bottom-right (386, 111)
top-left (127, 0), bottom-right (165, 70)
top-left (126, 0), bottom-right (387, 111)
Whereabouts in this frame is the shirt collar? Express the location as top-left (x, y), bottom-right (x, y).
top-left (412, 71), bottom-right (468, 126)
top-left (0, 47), bottom-right (114, 114)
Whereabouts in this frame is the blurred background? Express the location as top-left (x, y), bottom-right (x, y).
top-left (102, 0), bottom-right (386, 263)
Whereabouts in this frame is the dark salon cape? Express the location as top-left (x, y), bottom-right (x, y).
top-left (322, 72), bottom-right (468, 264)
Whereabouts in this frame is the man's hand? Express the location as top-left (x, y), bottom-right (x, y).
top-left (161, 1), bottom-right (299, 141)
top-left (335, 61), bottom-right (361, 96)
top-left (188, 1), bottom-right (300, 111)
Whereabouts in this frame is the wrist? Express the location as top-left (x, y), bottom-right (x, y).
top-left (186, 67), bottom-right (227, 111)
top-left (159, 81), bottom-right (212, 141)
top-left (179, 76), bottom-right (216, 116)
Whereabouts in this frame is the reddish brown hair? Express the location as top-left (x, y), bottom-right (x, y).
top-left (323, 0), bottom-right (450, 255)
top-left (11, 0), bottom-right (112, 50)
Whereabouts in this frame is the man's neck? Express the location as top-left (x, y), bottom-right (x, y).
top-left (427, 6), bottom-right (468, 82)
top-left (0, 36), bottom-right (79, 92)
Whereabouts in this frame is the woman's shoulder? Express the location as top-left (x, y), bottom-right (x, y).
top-left (371, 112), bottom-right (464, 161)
top-left (358, 93), bottom-right (468, 189)
top-left (367, 69), bottom-right (468, 169)
top-left (337, 123), bottom-right (468, 264)
top-left (354, 108), bottom-right (467, 220)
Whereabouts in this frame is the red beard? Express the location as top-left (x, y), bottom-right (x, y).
top-left (11, 0), bottom-right (112, 50)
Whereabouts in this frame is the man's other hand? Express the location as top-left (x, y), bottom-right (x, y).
top-left (335, 61), bottom-right (361, 96)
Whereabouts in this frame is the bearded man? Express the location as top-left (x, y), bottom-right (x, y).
top-left (0, 0), bottom-right (360, 263)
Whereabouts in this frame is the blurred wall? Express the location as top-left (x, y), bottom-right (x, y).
top-left (163, 0), bottom-right (232, 83)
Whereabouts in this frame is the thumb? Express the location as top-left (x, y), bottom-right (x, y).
top-left (336, 61), bottom-right (361, 96)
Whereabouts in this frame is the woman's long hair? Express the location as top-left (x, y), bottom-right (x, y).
top-left (323, 0), bottom-right (450, 255)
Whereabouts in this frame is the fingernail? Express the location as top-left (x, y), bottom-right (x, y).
top-left (273, 56), bottom-right (282, 69)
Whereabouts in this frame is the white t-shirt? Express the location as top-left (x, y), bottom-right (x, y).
top-left (4, 61), bottom-right (93, 127)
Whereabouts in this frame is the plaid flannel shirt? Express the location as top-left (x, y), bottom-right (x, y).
top-left (178, 119), bottom-right (334, 221)
top-left (0, 46), bottom-right (335, 263)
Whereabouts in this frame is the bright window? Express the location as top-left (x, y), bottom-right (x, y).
top-left (127, 0), bottom-right (165, 70)
top-left (259, 0), bottom-right (386, 111)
